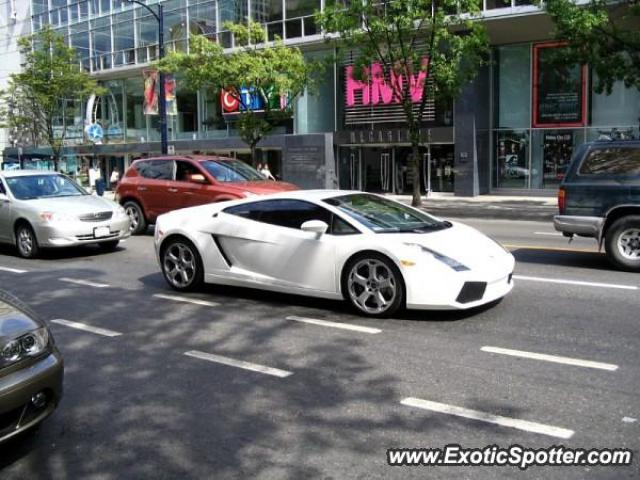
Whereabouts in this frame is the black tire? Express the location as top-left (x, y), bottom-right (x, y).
top-left (15, 223), bottom-right (40, 259)
top-left (341, 252), bottom-right (405, 317)
top-left (604, 215), bottom-right (640, 272)
top-left (98, 240), bottom-right (120, 251)
top-left (123, 201), bottom-right (147, 235)
top-left (160, 237), bottom-right (204, 292)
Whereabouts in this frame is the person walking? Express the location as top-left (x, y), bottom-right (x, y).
top-left (110, 168), bottom-right (120, 189)
top-left (260, 163), bottom-right (275, 181)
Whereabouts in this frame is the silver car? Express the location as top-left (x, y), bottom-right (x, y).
top-left (0, 170), bottom-right (130, 258)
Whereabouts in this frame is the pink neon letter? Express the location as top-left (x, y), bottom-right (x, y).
top-left (346, 65), bottom-right (370, 106)
top-left (369, 63), bottom-right (394, 105)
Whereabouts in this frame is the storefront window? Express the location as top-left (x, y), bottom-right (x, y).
top-left (295, 51), bottom-right (335, 134)
top-left (125, 77), bottom-right (150, 143)
top-left (97, 80), bottom-right (125, 144)
top-left (591, 79), bottom-right (640, 129)
top-left (494, 130), bottom-right (530, 188)
top-left (189, 0), bottom-right (217, 39)
top-left (530, 129), bottom-right (584, 189)
top-left (494, 45), bottom-right (530, 129)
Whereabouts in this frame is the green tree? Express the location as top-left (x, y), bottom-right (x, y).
top-left (544, 0), bottom-right (640, 94)
top-left (0, 26), bottom-right (103, 170)
top-left (318, 0), bottom-right (488, 206)
top-left (159, 21), bottom-right (323, 166)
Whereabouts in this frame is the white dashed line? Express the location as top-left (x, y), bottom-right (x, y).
top-left (60, 277), bottom-right (110, 288)
top-left (184, 350), bottom-right (293, 378)
top-left (533, 231), bottom-right (563, 236)
top-left (513, 275), bottom-right (637, 291)
top-left (286, 315), bottom-right (381, 334)
top-left (50, 319), bottom-right (122, 337)
top-left (153, 293), bottom-right (220, 307)
top-left (0, 266), bottom-right (27, 273)
top-left (481, 346), bottom-right (618, 371)
top-left (401, 398), bottom-right (574, 439)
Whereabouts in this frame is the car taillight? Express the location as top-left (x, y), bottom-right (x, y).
top-left (558, 187), bottom-right (566, 214)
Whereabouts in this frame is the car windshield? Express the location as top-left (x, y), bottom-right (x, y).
top-left (324, 193), bottom-right (449, 233)
top-left (200, 159), bottom-right (265, 182)
top-left (5, 174), bottom-right (87, 200)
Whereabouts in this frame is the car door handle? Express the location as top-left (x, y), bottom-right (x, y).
top-left (168, 188), bottom-right (178, 193)
top-left (137, 186), bottom-right (148, 191)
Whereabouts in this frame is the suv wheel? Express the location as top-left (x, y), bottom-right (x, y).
top-left (124, 201), bottom-right (147, 235)
top-left (605, 215), bottom-right (640, 272)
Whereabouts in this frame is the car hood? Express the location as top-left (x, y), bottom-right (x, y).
top-left (0, 294), bottom-right (43, 345)
top-left (229, 181), bottom-right (299, 194)
top-left (380, 221), bottom-right (511, 270)
top-left (22, 195), bottom-right (117, 214)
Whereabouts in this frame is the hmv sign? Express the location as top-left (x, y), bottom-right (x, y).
top-left (343, 57), bottom-right (435, 126)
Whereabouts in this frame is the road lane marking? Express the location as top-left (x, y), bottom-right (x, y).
top-left (481, 346), bottom-right (618, 371)
top-left (286, 315), bottom-right (381, 334)
top-left (401, 398), bottom-right (574, 439)
top-left (153, 293), bottom-right (220, 307)
top-left (184, 350), bottom-right (293, 378)
top-left (622, 417), bottom-right (637, 423)
top-left (50, 319), bottom-right (122, 337)
top-left (504, 244), bottom-right (598, 253)
top-left (533, 232), bottom-right (563, 236)
top-left (0, 266), bottom-right (27, 273)
top-left (513, 274), bottom-right (637, 291)
top-left (60, 277), bottom-right (110, 288)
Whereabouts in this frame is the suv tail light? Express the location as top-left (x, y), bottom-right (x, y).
top-left (558, 187), bottom-right (566, 214)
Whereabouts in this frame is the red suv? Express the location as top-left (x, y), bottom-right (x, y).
top-left (115, 155), bottom-right (298, 234)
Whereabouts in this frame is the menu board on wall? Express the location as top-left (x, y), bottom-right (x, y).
top-left (533, 43), bottom-right (587, 127)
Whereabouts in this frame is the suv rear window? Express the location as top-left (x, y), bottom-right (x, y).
top-left (579, 148), bottom-right (640, 176)
top-left (136, 160), bottom-right (174, 180)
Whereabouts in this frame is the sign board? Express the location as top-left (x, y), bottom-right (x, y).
top-left (85, 123), bottom-right (104, 144)
top-left (167, 145), bottom-right (175, 155)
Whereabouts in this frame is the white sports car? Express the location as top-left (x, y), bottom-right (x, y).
top-left (154, 191), bottom-right (515, 317)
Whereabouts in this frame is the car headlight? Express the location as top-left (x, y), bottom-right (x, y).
top-left (1, 327), bottom-right (49, 367)
top-left (39, 211), bottom-right (77, 223)
top-left (115, 205), bottom-right (127, 217)
top-left (404, 243), bottom-right (470, 272)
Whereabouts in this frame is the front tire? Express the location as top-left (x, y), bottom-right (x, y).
top-left (124, 201), bottom-right (147, 235)
top-left (15, 223), bottom-right (40, 259)
top-left (605, 215), bottom-right (640, 272)
top-left (342, 252), bottom-right (405, 317)
top-left (160, 237), bottom-right (204, 291)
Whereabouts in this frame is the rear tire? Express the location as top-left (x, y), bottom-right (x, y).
top-left (160, 237), bottom-right (204, 292)
top-left (124, 201), bottom-right (147, 235)
top-left (15, 223), bottom-right (39, 259)
top-left (605, 215), bottom-right (640, 272)
top-left (342, 252), bottom-right (405, 317)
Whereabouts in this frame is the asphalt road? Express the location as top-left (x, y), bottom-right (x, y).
top-left (0, 217), bottom-right (638, 479)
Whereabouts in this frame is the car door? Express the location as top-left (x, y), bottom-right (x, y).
top-left (0, 178), bottom-right (12, 242)
top-left (174, 160), bottom-right (214, 208)
top-left (137, 160), bottom-right (176, 218)
top-left (214, 199), bottom-right (346, 293)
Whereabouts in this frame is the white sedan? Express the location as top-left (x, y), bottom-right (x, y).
top-left (154, 191), bottom-right (515, 317)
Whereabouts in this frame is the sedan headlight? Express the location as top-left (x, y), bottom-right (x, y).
top-left (404, 243), bottom-right (470, 272)
top-left (39, 211), bottom-right (77, 223)
top-left (115, 205), bottom-right (127, 217)
top-left (1, 327), bottom-right (49, 367)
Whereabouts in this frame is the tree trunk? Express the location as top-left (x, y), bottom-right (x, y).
top-left (411, 141), bottom-right (422, 207)
top-left (250, 143), bottom-right (258, 167)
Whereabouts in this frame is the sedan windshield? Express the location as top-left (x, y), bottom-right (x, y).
top-left (6, 174), bottom-right (87, 200)
top-left (324, 193), bottom-right (449, 233)
top-left (201, 159), bottom-right (265, 182)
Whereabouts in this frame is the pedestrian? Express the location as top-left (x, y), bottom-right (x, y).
top-left (110, 168), bottom-right (120, 189)
top-left (257, 163), bottom-right (264, 176)
top-left (260, 163), bottom-right (275, 181)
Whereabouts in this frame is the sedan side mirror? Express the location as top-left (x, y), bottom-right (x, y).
top-left (301, 220), bottom-right (328, 235)
top-left (189, 173), bottom-right (208, 184)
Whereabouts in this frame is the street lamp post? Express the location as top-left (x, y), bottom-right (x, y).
top-left (125, 0), bottom-right (168, 155)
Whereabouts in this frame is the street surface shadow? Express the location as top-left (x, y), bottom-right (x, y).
top-left (0, 243), bottom-right (124, 261)
top-left (511, 248), bottom-right (616, 271)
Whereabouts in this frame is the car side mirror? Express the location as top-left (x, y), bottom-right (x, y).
top-left (189, 173), bottom-right (208, 184)
top-left (301, 220), bottom-right (328, 235)
top-left (0, 193), bottom-right (9, 202)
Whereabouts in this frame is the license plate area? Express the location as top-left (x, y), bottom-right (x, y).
top-left (94, 226), bottom-right (111, 238)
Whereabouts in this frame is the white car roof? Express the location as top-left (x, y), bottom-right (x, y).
top-left (245, 189), bottom-right (363, 202)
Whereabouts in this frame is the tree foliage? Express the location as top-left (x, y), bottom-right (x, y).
top-left (318, 0), bottom-right (488, 206)
top-left (0, 26), bottom-right (102, 169)
top-left (545, 0), bottom-right (640, 94)
top-left (158, 22), bottom-right (323, 165)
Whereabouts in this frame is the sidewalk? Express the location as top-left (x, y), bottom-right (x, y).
top-left (387, 193), bottom-right (557, 221)
top-left (101, 190), bottom-right (556, 222)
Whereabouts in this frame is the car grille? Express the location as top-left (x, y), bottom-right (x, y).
top-left (75, 231), bottom-right (120, 241)
top-left (456, 282), bottom-right (487, 304)
top-left (78, 211), bottom-right (113, 222)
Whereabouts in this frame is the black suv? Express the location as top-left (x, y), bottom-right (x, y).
top-left (554, 140), bottom-right (640, 271)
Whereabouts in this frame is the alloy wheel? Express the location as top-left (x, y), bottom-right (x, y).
top-left (347, 258), bottom-right (397, 315)
top-left (617, 228), bottom-right (640, 260)
top-left (163, 242), bottom-right (197, 288)
top-left (125, 205), bottom-right (139, 232)
top-left (17, 228), bottom-right (34, 257)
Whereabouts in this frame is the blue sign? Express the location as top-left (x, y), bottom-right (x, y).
top-left (86, 123), bottom-right (104, 143)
